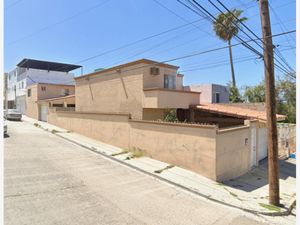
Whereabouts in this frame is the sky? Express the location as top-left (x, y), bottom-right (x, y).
top-left (4, 0), bottom-right (296, 89)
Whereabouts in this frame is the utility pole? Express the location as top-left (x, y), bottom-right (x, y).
top-left (259, 0), bottom-right (280, 206)
top-left (4, 73), bottom-right (8, 112)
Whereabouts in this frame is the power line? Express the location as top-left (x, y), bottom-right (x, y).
top-left (59, 30), bottom-right (294, 85)
top-left (179, 56), bottom-right (258, 73)
top-left (54, 18), bottom-right (207, 72)
top-left (106, 26), bottom-right (198, 68)
top-left (178, 0), bottom-right (293, 76)
top-left (212, 0), bottom-right (295, 74)
top-left (7, 0), bottom-right (112, 46)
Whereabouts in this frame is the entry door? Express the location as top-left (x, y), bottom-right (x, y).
top-left (251, 128), bottom-right (257, 167)
top-left (40, 105), bottom-right (48, 122)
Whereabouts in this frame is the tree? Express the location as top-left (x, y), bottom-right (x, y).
top-left (276, 76), bottom-right (296, 123)
top-left (229, 86), bottom-right (243, 103)
top-left (244, 82), bottom-right (266, 103)
top-left (213, 9), bottom-right (247, 88)
top-left (242, 76), bottom-right (296, 123)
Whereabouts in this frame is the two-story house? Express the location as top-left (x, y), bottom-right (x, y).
top-left (75, 59), bottom-right (201, 120)
top-left (7, 58), bottom-right (81, 114)
top-left (26, 83), bottom-right (75, 121)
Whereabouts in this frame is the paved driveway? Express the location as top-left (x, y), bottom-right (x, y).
top-left (4, 120), bottom-right (293, 225)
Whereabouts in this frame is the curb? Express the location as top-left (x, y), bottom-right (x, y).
top-left (28, 120), bottom-right (295, 217)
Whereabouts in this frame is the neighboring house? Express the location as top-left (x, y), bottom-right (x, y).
top-left (185, 83), bottom-right (230, 103)
top-left (26, 83), bottom-right (75, 121)
top-left (75, 59), bottom-right (200, 120)
top-left (7, 58), bottom-right (81, 114)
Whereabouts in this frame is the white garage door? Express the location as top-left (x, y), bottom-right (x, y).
top-left (40, 105), bottom-right (48, 122)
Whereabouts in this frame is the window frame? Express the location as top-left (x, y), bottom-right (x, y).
top-left (215, 92), bottom-right (220, 103)
top-left (164, 74), bottom-right (176, 90)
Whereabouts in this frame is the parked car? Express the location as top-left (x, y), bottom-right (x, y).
top-left (4, 109), bottom-right (22, 121)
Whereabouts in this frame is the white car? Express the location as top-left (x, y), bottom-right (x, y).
top-left (4, 109), bottom-right (22, 121)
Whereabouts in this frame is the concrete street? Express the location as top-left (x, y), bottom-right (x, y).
top-left (4, 120), bottom-right (295, 225)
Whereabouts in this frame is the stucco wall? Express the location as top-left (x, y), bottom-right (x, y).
top-left (211, 84), bottom-right (229, 103)
top-left (188, 84), bottom-right (212, 103)
top-left (75, 64), bottom-right (145, 120)
top-left (143, 89), bottom-right (200, 109)
top-left (26, 83), bottom-right (75, 120)
top-left (37, 84), bottom-right (75, 100)
top-left (142, 108), bottom-right (167, 121)
top-left (48, 111), bottom-right (130, 149)
top-left (216, 126), bottom-right (251, 181)
top-left (26, 84), bottom-right (39, 119)
top-left (129, 120), bottom-right (218, 180)
top-left (47, 110), bottom-right (218, 180)
top-left (142, 66), bottom-right (180, 90)
top-left (46, 111), bottom-right (258, 181)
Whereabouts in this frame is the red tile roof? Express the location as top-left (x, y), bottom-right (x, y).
top-left (195, 104), bottom-right (286, 121)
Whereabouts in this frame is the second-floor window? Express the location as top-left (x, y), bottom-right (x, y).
top-left (164, 74), bottom-right (176, 89)
top-left (64, 89), bottom-right (69, 96)
top-left (28, 89), bottom-right (31, 97)
top-left (41, 86), bottom-right (46, 91)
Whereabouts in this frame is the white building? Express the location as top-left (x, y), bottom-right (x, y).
top-left (7, 58), bottom-right (81, 114)
top-left (184, 83), bottom-right (230, 104)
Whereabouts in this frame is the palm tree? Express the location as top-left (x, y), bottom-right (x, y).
top-left (213, 9), bottom-right (247, 88)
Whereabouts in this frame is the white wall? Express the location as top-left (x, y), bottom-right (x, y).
top-left (7, 67), bottom-right (75, 102)
top-left (257, 127), bottom-right (268, 161)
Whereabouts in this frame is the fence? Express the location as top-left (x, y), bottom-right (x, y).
top-left (48, 110), bottom-right (257, 181)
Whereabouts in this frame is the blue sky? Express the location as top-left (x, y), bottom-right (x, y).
top-left (4, 0), bottom-right (296, 89)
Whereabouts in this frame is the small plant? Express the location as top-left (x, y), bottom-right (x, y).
top-left (154, 164), bottom-right (175, 174)
top-left (163, 109), bottom-right (178, 122)
top-left (124, 147), bottom-right (144, 160)
top-left (34, 123), bottom-right (40, 127)
top-left (51, 129), bottom-right (58, 134)
top-left (259, 203), bottom-right (281, 212)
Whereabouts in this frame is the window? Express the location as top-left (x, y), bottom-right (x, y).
top-left (52, 104), bottom-right (63, 107)
top-left (164, 75), bottom-right (176, 89)
top-left (215, 92), bottom-right (220, 103)
top-left (21, 81), bottom-right (24, 89)
top-left (41, 86), bottom-right (46, 91)
top-left (27, 89), bottom-right (31, 97)
top-left (64, 89), bottom-right (69, 96)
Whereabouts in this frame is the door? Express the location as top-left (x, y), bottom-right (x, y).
top-left (251, 128), bottom-right (257, 167)
top-left (40, 104), bottom-right (48, 122)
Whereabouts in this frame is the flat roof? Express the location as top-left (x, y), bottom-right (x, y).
top-left (37, 94), bottom-right (75, 102)
top-left (17, 58), bottom-right (81, 72)
top-left (75, 59), bottom-right (179, 80)
top-left (27, 82), bottom-right (75, 88)
top-left (195, 104), bottom-right (286, 122)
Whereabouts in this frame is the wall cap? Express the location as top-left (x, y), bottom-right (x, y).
top-left (217, 125), bottom-right (250, 134)
top-left (130, 119), bottom-right (217, 129)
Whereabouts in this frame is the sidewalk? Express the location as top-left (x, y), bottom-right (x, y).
top-left (22, 116), bottom-right (296, 216)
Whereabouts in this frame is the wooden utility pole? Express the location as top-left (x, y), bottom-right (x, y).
top-left (259, 0), bottom-right (280, 206)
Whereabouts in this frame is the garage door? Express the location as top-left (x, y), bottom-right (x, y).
top-left (40, 105), bottom-right (48, 122)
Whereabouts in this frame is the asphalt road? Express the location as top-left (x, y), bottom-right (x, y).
top-left (4, 120), bottom-right (293, 225)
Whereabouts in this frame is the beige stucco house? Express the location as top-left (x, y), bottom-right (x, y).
top-left (25, 58), bottom-right (286, 182)
top-left (26, 83), bottom-right (75, 121)
top-left (75, 59), bottom-right (200, 121)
